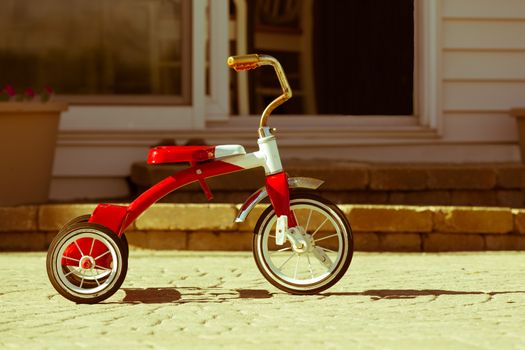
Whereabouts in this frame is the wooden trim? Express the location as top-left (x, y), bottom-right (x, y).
top-left (225, 0), bottom-right (442, 138)
top-left (191, 0), bottom-right (206, 129)
top-left (442, 17), bottom-right (525, 22)
top-left (55, 95), bottom-right (187, 106)
top-left (206, 0), bottom-right (230, 121)
top-left (0, 102), bottom-right (68, 113)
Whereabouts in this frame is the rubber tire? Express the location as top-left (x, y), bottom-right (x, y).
top-left (46, 222), bottom-right (128, 304)
top-left (58, 215), bottom-right (129, 260)
top-left (253, 191), bottom-right (354, 294)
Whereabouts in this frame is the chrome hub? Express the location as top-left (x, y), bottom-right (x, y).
top-left (288, 227), bottom-right (315, 254)
top-left (79, 256), bottom-right (96, 270)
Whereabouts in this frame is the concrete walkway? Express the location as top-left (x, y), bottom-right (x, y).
top-left (1, 251), bottom-right (525, 349)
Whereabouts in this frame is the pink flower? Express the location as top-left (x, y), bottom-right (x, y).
top-left (43, 86), bottom-right (54, 95)
top-left (24, 87), bottom-right (36, 99)
top-left (3, 84), bottom-right (16, 97)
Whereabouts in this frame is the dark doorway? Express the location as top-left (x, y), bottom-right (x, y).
top-left (244, 0), bottom-right (414, 116)
top-left (313, 0), bottom-right (414, 115)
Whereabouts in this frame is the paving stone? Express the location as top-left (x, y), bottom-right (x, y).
top-left (125, 231), bottom-right (149, 248)
top-left (450, 191), bottom-right (498, 207)
top-left (427, 168), bottom-right (496, 190)
top-left (0, 206), bottom-right (37, 232)
top-left (236, 204), bottom-right (267, 232)
top-left (343, 191), bottom-right (389, 204)
top-left (353, 232), bottom-right (380, 251)
top-left (496, 191), bottom-right (525, 208)
top-left (433, 207), bottom-right (513, 234)
top-left (187, 231), bottom-right (252, 251)
top-left (342, 205), bottom-right (433, 233)
top-left (379, 233), bottom-right (421, 252)
top-left (496, 166), bottom-right (525, 189)
top-left (370, 167), bottom-right (427, 190)
top-left (45, 232), bottom-right (56, 248)
top-left (513, 209), bottom-right (525, 234)
top-left (136, 204), bottom-right (238, 231)
top-left (38, 204), bottom-right (98, 231)
top-left (146, 231), bottom-right (188, 250)
top-left (287, 161), bottom-right (369, 190)
top-left (2, 252), bottom-right (525, 349)
top-left (485, 235), bottom-right (525, 250)
top-left (0, 232), bottom-right (46, 251)
top-left (389, 191), bottom-right (451, 206)
top-left (423, 233), bottom-right (485, 251)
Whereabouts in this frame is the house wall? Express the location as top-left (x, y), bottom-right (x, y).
top-left (50, 0), bottom-right (525, 201)
top-left (440, 0), bottom-right (523, 151)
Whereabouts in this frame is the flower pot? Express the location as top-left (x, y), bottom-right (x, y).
top-left (0, 102), bottom-right (68, 205)
top-left (511, 108), bottom-right (525, 163)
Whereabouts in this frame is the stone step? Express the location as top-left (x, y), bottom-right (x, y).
top-left (1, 203), bottom-right (524, 252)
top-left (130, 161), bottom-right (525, 207)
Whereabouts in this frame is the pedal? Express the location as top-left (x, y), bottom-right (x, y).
top-left (275, 215), bottom-right (288, 245)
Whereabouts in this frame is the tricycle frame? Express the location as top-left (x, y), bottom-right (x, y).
top-left (88, 128), bottom-right (298, 237)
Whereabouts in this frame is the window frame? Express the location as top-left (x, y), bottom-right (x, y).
top-left (46, 0), bottom-right (192, 106)
top-left (221, 0), bottom-right (443, 139)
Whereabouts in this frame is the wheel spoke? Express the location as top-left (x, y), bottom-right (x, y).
top-left (306, 253), bottom-right (315, 279)
top-left (270, 246), bottom-right (292, 256)
top-left (305, 209), bottom-right (313, 234)
top-left (318, 246), bottom-right (336, 253)
top-left (293, 254), bottom-right (300, 279)
top-left (315, 233), bottom-right (339, 243)
top-left (292, 209), bottom-right (300, 227)
top-left (74, 240), bottom-right (84, 257)
top-left (94, 250), bottom-right (110, 260)
top-left (62, 256), bottom-right (80, 262)
top-left (89, 238), bottom-right (95, 256)
top-left (278, 252), bottom-right (296, 270)
top-left (311, 218), bottom-right (329, 237)
top-left (64, 268), bottom-right (77, 277)
top-left (79, 277), bottom-right (84, 288)
top-left (95, 265), bottom-right (110, 271)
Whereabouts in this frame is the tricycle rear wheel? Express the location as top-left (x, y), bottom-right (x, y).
top-left (59, 215), bottom-right (129, 260)
top-left (46, 222), bottom-right (128, 304)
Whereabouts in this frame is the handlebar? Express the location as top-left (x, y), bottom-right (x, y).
top-left (227, 54), bottom-right (261, 72)
top-left (227, 54), bottom-right (292, 131)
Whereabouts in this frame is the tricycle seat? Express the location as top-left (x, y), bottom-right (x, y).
top-left (147, 145), bottom-right (246, 164)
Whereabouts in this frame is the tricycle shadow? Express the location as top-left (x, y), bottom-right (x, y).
top-left (109, 287), bottom-right (273, 304)
top-left (108, 288), bottom-right (525, 304)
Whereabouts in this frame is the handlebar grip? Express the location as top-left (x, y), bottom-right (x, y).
top-left (227, 54), bottom-right (261, 71)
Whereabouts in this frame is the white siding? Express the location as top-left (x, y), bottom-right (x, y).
top-left (443, 81), bottom-right (525, 111)
top-left (440, 0), bottom-right (525, 156)
top-left (443, 0), bottom-right (525, 19)
top-left (444, 20), bottom-right (525, 50)
top-left (443, 51), bottom-right (525, 80)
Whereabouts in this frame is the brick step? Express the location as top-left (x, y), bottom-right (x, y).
top-left (130, 161), bottom-right (525, 207)
top-left (1, 203), bottom-right (524, 252)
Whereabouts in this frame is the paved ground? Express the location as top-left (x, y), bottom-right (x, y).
top-left (1, 251), bottom-right (525, 350)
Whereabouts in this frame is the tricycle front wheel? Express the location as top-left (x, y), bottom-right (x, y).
top-left (253, 192), bottom-right (353, 294)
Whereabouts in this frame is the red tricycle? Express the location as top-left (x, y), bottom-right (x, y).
top-left (46, 54), bottom-right (354, 303)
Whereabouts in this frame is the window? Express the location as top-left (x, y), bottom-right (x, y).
top-left (0, 0), bottom-right (190, 104)
top-left (231, 0), bottom-right (414, 116)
